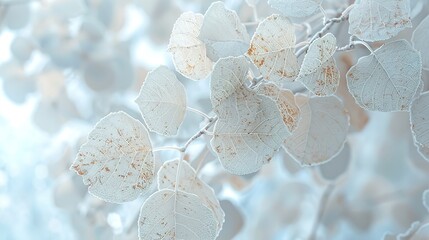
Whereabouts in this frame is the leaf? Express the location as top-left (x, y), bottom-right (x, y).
top-left (268, 0), bottom-right (321, 18)
top-left (348, 0), bottom-right (412, 42)
top-left (410, 91), bottom-right (429, 161)
top-left (71, 111), bottom-right (154, 203)
top-left (346, 40), bottom-right (422, 112)
top-left (297, 33), bottom-right (340, 96)
top-left (246, 14), bottom-right (298, 83)
top-left (199, 1), bottom-right (250, 61)
top-left (318, 141), bottom-right (351, 181)
top-left (210, 56), bottom-right (291, 175)
top-left (412, 15), bottom-right (429, 70)
top-left (256, 83), bottom-right (300, 132)
top-left (284, 95), bottom-right (349, 166)
top-left (423, 189), bottom-right (429, 213)
top-left (138, 189), bottom-right (218, 240)
top-left (157, 159), bottom-right (225, 235)
top-left (135, 66), bottom-right (187, 136)
top-left (168, 12), bottom-right (213, 80)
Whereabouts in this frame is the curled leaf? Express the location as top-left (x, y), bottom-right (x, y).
top-left (71, 111), bottom-right (154, 203)
top-left (347, 40), bottom-right (422, 112)
top-left (247, 14), bottom-right (298, 82)
top-left (135, 66), bottom-right (187, 136)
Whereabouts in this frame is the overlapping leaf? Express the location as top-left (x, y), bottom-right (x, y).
top-left (284, 95), bottom-right (349, 166)
top-left (297, 33), bottom-right (340, 96)
top-left (210, 56), bottom-right (290, 175)
top-left (348, 0), bottom-right (412, 42)
top-left (268, 0), bottom-right (321, 18)
top-left (135, 66), bottom-right (187, 136)
top-left (410, 92), bottom-right (429, 161)
top-left (138, 189), bottom-right (218, 240)
top-left (412, 15), bottom-right (429, 70)
top-left (246, 14), bottom-right (298, 83)
top-left (256, 83), bottom-right (300, 132)
top-left (71, 111), bottom-right (154, 203)
top-left (200, 1), bottom-right (250, 61)
top-left (168, 12), bottom-right (213, 80)
top-left (158, 159), bottom-right (224, 235)
top-left (347, 40), bottom-right (422, 112)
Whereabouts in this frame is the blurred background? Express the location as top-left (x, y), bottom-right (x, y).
top-left (0, 0), bottom-right (429, 239)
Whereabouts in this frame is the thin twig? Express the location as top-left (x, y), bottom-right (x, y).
top-left (308, 184), bottom-right (335, 240)
top-left (186, 106), bottom-right (211, 120)
top-left (180, 116), bottom-right (218, 152)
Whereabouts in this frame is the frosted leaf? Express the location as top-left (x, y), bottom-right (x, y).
top-left (256, 83), bottom-right (300, 132)
top-left (158, 160), bottom-right (224, 235)
top-left (71, 111), bottom-right (154, 203)
top-left (348, 0), bottom-right (412, 42)
top-left (246, 14), bottom-right (298, 82)
top-left (347, 40), bottom-right (422, 112)
top-left (412, 15), bottom-right (429, 70)
top-left (168, 12), bottom-right (213, 80)
top-left (217, 200), bottom-right (244, 240)
top-left (138, 189), bottom-right (217, 240)
top-left (135, 66), bottom-right (187, 136)
top-left (210, 56), bottom-right (290, 174)
top-left (284, 95), bottom-right (349, 166)
top-left (410, 92), bottom-right (429, 161)
top-left (297, 33), bottom-right (340, 96)
top-left (268, 0), bottom-right (321, 18)
top-left (200, 2), bottom-right (250, 61)
top-left (210, 56), bottom-right (250, 115)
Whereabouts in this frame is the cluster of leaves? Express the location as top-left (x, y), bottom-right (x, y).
top-left (70, 0), bottom-right (429, 239)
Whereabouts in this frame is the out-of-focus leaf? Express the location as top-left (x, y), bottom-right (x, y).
top-left (412, 15), bottom-right (429, 70)
top-left (410, 91), bottom-right (429, 161)
top-left (268, 0), bottom-right (321, 18)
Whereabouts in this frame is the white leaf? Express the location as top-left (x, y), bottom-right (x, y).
top-left (246, 14), bottom-right (298, 82)
top-left (284, 95), bottom-right (349, 166)
top-left (347, 40), bottom-right (422, 112)
top-left (135, 66), bottom-right (187, 136)
top-left (297, 33), bottom-right (340, 96)
top-left (157, 159), bottom-right (224, 235)
top-left (138, 189), bottom-right (218, 240)
top-left (412, 15), bottom-right (429, 70)
top-left (410, 91), bottom-right (429, 161)
top-left (348, 0), bottom-right (412, 42)
top-left (423, 189), bottom-right (429, 213)
top-left (168, 12), bottom-right (213, 80)
top-left (71, 111), bottom-right (154, 203)
top-left (200, 2), bottom-right (250, 61)
top-left (256, 83), bottom-right (300, 132)
top-left (210, 57), bottom-right (290, 175)
top-left (268, 0), bottom-right (321, 18)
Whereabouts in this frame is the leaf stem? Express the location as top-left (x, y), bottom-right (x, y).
top-left (186, 106), bottom-right (211, 120)
top-left (308, 183), bottom-right (335, 240)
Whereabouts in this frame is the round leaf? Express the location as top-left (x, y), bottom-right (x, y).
top-left (347, 40), bottom-right (422, 112)
top-left (247, 14), bottom-right (298, 82)
top-left (284, 95), bottom-right (350, 166)
top-left (168, 12), bottom-right (213, 80)
top-left (135, 66), bottom-right (187, 136)
top-left (71, 111), bottom-right (154, 203)
top-left (348, 0), bottom-right (412, 42)
top-left (297, 33), bottom-right (340, 96)
top-left (138, 189), bottom-right (218, 240)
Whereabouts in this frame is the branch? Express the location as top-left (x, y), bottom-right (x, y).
top-left (180, 116), bottom-right (218, 152)
top-left (296, 5), bottom-right (354, 58)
